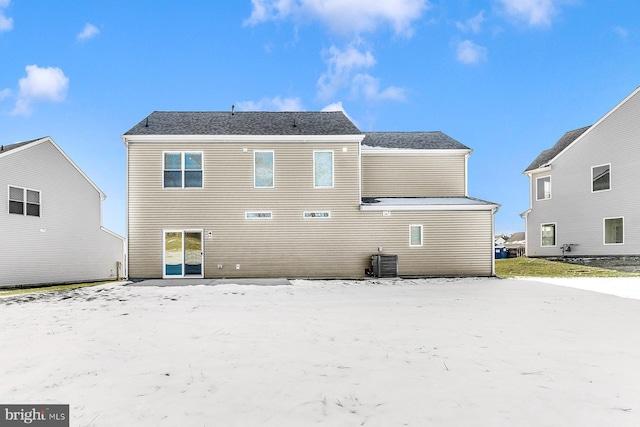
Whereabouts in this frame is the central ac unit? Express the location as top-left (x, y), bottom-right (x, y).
top-left (371, 254), bottom-right (398, 278)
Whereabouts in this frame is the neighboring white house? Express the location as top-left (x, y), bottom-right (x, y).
top-left (0, 136), bottom-right (125, 287)
top-left (522, 87), bottom-right (640, 258)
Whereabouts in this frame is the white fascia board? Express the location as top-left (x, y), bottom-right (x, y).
top-left (1, 136), bottom-right (107, 200)
top-left (523, 165), bottom-right (552, 176)
top-left (361, 148), bottom-right (472, 156)
top-left (543, 86), bottom-right (640, 167)
top-left (122, 134), bottom-right (365, 146)
top-left (360, 203), bottom-right (499, 212)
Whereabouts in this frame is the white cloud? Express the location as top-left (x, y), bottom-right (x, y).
top-left (0, 0), bottom-right (13, 32)
top-left (245, 0), bottom-right (430, 37)
top-left (495, 0), bottom-right (566, 27)
top-left (13, 65), bottom-right (69, 115)
top-left (456, 10), bottom-right (484, 33)
top-left (317, 43), bottom-right (376, 99)
top-left (77, 23), bottom-right (100, 41)
top-left (321, 101), bottom-right (345, 112)
top-left (456, 40), bottom-right (487, 65)
top-left (352, 73), bottom-right (406, 101)
top-left (236, 96), bottom-right (303, 111)
top-left (613, 25), bottom-right (628, 38)
top-left (317, 42), bottom-right (406, 102)
top-left (321, 101), bottom-right (358, 126)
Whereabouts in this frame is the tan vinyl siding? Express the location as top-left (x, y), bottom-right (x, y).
top-left (362, 153), bottom-right (466, 197)
top-left (128, 141), bottom-right (361, 278)
top-left (129, 140), bottom-right (493, 278)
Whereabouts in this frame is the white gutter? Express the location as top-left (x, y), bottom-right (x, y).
top-left (122, 134), bottom-right (366, 146)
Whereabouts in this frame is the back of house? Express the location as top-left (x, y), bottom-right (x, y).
top-left (123, 111), bottom-right (498, 279)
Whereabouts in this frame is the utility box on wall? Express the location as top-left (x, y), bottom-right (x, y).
top-left (371, 254), bottom-right (398, 278)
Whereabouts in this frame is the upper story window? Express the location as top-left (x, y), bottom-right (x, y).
top-left (536, 176), bottom-right (551, 200)
top-left (592, 164), bottom-right (611, 192)
top-left (254, 150), bottom-right (274, 188)
top-left (541, 223), bottom-right (556, 247)
top-left (163, 152), bottom-right (203, 188)
top-left (314, 150), bottom-right (334, 188)
top-left (9, 186), bottom-right (40, 217)
top-left (604, 217), bottom-right (623, 245)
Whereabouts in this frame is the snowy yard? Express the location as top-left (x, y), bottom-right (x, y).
top-left (1, 277), bottom-right (640, 426)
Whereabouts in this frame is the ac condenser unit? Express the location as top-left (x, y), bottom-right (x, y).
top-left (371, 254), bottom-right (398, 278)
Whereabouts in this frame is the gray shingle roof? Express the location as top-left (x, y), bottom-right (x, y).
top-left (362, 132), bottom-right (470, 150)
top-left (0, 137), bottom-right (45, 154)
top-left (524, 126), bottom-right (591, 172)
top-left (124, 111), bottom-right (362, 136)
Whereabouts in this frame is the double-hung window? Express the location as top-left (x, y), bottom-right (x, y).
top-left (163, 152), bottom-right (203, 188)
top-left (604, 217), bottom-right (623, 244)
top-left (592, 164), bottom-right (611, 192)
top-left (536, 176), bottom-right (551, 200)
top-left (254, 150), bottom-right (274, 188)
top-left (409, 225), bottom-right (423, 247)
top-left (8, 186), bottom-right (40, 217)
top-left (541, 223), bottom-right (556, 247)
top-left (314, 151), bottom-right (334, 188)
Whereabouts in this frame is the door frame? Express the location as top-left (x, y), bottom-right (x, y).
top-left (162, 229), bottom-right (204, 278)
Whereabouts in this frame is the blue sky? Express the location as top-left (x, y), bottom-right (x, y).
top-left (1, 0), bottom-right (639, 237)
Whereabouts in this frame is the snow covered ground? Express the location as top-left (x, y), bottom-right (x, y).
top-left (1, 277), bottom-right (639, 426)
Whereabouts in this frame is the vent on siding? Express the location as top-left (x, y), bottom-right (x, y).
top-left (371, 255), bottom-right (398, 278)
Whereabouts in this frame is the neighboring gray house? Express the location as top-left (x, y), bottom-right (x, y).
top-left (0, 137), bottom-right (125, 287)
top-left (123, 111), bottom-right (499, 279)
top-left (523, 87), bottom-right (640, 258)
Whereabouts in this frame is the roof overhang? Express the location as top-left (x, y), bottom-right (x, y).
top-left (523, 165), bottom-right (551, 176)
top-left (360, 197), bottom-right (500, 212)
top-left (361, 147), bottom-right (472, 156)
top-left (122, 134), bottom-right (366, 146)
top-left (0, 136), bottom-right (107, 200)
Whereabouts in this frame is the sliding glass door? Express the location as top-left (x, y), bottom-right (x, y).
top-left (163, 230), bottom-right (203, 278)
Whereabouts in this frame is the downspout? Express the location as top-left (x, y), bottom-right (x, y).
top-left (464, 151), bottom-right (470, 197)
top-left (122, 135), bottom-right (130, 280)
top-left (491, 205), bottom-right (500, 276)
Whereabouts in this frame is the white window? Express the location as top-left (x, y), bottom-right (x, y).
top-left (8, 186), bottom-right (40, 217)
top-left (541, 223), bottom-right (556, 247)
top-left (314, 151), bottom-right (334, 188)
top-left (245, 211), bottom-right (272, 219)
top-left (592, 164), bottom-right (611, 192)
top-left (604, 217), bottom-right (623, 245)
top-left (254, 150), bottom-right (274, 188)
top-left (536, 176), bottom-right (551, 200)
top-left (409, 225), bottom-right (423, 247)
top-left (303, 211), bottom-right (330, 219)
top-left (163, 152), bottom-right (203, 188)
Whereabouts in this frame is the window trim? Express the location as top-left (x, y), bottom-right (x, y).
top-left (253, 150), bottom-right (275, 189)
top-left (591, 163), bottom-right (611, 193)
top-left (162, 151), bottom-right (204, 189)
top-left (536, 175), bottom-right (551, 201)
top-left (540, 222), bottom-right (557, 247)
top-left (603, 216), bottom-right (624, 245)
top-left (303, 211), bottom-right (331, 219)
top-left (8, 185), bottom-right (41, 217)
top-left (313, 150), bottom-right (334, 189)
top-left (245, 211), bottom-right (273, 220)
top-left (409, 224), bottom-right (423, 247)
